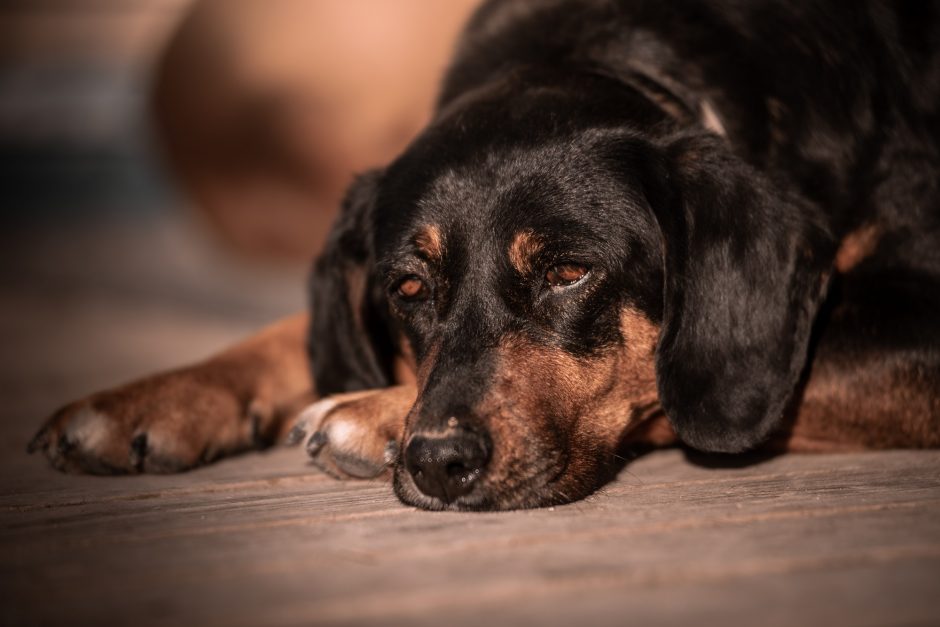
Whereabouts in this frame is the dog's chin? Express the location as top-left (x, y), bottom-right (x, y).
top-left (391, 463), bottom-right (597, 512)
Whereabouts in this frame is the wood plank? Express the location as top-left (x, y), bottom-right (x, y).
top-left (3, 449), bottom-right (939, 626)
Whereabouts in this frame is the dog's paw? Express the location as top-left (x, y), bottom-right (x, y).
top-left (29, 372), bottom-right (269, 474)
top-left (288, 386), bottom-right (415, 480)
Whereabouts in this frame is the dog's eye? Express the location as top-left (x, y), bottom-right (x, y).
top-left (396, 276), bottom-right (429, 301)
top-left (545, 263), bottom-right (589, 287)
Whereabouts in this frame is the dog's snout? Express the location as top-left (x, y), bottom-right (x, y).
top-left (404, 424), bottom-right (490, 503)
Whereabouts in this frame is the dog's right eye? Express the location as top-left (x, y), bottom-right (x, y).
top-left (395, 276), bottom-right (429, 301)
top-left (545, 263), bottom-right (589, 288)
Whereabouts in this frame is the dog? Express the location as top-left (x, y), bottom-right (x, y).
top-left (30, 0), bottom-right (940, 511)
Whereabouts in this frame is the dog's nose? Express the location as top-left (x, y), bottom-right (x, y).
top-left (404, 426), bottom-right (490, 503)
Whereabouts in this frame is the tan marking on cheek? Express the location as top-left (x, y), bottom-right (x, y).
top-left (619, 307), bottom-right (660, 372)
top-left (835, 223), bottom-right (881, 273)
top-left (508, 230), bottom-right (543, 275)
top-left (483, 309), bottom-right (662, 486)
top-left (413, 224), bottom-right (444, 262)
top-left (574, 308), bottom-right (660, 445)
top-left (480, 340), bottom-right (595, 487)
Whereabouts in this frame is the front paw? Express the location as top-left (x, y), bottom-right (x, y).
top-left (288, 386), bottom-right (414, 480)
top-left (29, 372), bottom-right (266, 474)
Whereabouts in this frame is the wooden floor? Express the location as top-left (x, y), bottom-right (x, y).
top-left (2, 215), bottom-right (939, 627)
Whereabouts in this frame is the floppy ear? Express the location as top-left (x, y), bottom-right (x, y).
top-left (649, 133), bottom-right (834, 452)
top-left (309, 170), bottom-right (395, 395)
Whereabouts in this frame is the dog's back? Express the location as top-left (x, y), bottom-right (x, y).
top-left (445, 1), bottom-right (940, 240)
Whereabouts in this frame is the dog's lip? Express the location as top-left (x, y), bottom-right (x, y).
top-left (392, 459), bottom-right (486, 511)
top-left (392, 453), bottom-right (569, 511)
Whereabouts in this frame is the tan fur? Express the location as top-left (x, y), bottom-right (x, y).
top-left (587, 308), bottom-right (662, 445)
top-left (835, 223), bottom-right (881, 274)
top-left (464, 307), bottom-right (662, 501)
top-left (413, 224), bottom-right (444, 263)
top-left (508, 230), bottom-right (543, 275)
top-left (781, 359), bottom-right (940, 451)
top-left (297, 385), bottom-right (416, 479)
top-left (31, 314), bottom-right (313, 473)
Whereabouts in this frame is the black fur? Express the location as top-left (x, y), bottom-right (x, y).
top-left (310, 0), bottom-right (940, 506)
top-left (309, 171), bottom-right (395, 394)
top-left (649, 132), bottom-right (834, 452)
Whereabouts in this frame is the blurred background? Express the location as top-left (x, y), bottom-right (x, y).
top-left (0, 0), bottom-right (477, 442)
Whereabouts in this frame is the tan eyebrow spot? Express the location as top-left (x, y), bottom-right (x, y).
top-left (835, 223), bottom-right (881, 274)
top-left (508, 229), bottom-right (543, 274)
top-left (413, 225), bottom-right (443, 262)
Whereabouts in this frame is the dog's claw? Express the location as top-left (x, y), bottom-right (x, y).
top-left (286, 424), bottom-right (307, 446)
top-left (306, 431), bottom-right (328, 456)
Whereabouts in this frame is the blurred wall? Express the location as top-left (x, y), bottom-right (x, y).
top-left (0, 0), bottom-right (479, 260)
top-left (0, 0), bottom-right (192, 219)
top-left (152, 0), bottom-right (479, 260)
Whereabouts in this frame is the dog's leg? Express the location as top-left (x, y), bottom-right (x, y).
top-left (288, 385), bottom-right (415, 479)
top-left (781, 269), bottom-right (940, 451)
top-left (29, 314), bottom-right (313, 473)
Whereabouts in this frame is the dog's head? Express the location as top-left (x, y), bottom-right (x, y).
top-left (310, 72), bottom-right (832, 510)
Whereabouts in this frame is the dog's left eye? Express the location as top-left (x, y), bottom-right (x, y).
top-left (395, 276), bottom-right (429, 301)
top-left (545, 263), bottom-right (589, 287)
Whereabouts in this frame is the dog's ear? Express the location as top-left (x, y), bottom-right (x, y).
top-left (646, 133), bottom-right (833, 452)
top-left (309, 170), bottom-right (395, 395)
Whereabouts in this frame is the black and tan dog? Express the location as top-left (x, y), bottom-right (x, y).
top-left (30, 0), bottom-right (940, 510)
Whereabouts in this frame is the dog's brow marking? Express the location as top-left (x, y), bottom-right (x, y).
top-left (413, 225), bottom-right (444, 262)
top-left (835, 223), bottom-right (881, 274)
top-left (508, 230), bottom-right (543, 274)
